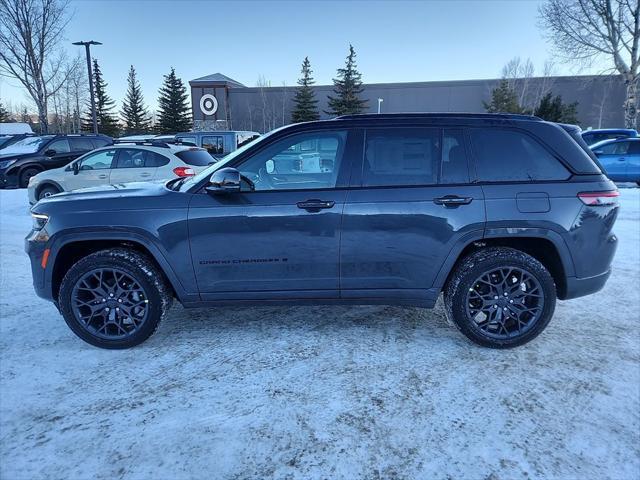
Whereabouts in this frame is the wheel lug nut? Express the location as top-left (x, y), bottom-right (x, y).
top-left (504, 293), bottom-right (508, 296)
top-left (102, 299), bottom-right (106, 302)
top-left (109, 293), bottom-right (114, 297)
top-left (509, 299), bottom-right (513, 303)
top-left (494, 305), bottom-right (498, 309)
top-left (105, 307), bottom-right (110, 312)
top-left (118, 299), bottom-right (122, 303)
top-left (503, 307), bottom-right (507, 311)
top-left (494, 296), bottom-right (498, 300)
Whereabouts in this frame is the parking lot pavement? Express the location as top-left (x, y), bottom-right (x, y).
top-left (1, 186), bottom-right (639, 479)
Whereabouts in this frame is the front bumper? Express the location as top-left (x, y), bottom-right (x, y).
top-left (0, 169), bottom-right (19, 189)
top-left (25, 228), bottom-right (53, 302)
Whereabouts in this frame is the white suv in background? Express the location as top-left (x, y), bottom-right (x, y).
top-left (28, 142), bottom-right (213, 203)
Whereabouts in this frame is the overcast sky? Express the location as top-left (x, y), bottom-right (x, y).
top-left (0, 0), bottom-right (609, 113)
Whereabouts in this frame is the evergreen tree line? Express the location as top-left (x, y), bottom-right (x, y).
top-left (484, 79), bottom-right (579, 124)
top-left (80, 60), bottom-right (192, 137)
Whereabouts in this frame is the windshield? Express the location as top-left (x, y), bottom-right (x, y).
top-left (177, 127), bottom-right (284, 192)
top-left (0, 135), bottom-right (52, 155)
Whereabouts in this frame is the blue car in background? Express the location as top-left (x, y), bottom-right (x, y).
top-left (591, 137), bottom-right (640, 185)
top-left (582, 128), bottom-right (638, 146)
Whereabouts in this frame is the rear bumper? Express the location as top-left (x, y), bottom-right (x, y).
top-left (562, 269), bottom-right (611, 300)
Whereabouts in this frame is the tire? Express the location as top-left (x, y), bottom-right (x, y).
top-left (58, 248), bottom-right (173, 349)
top-left (444, 247), bottom-right (556, 349)
top-left (19, 167), bottom-right (40, 188)
top-left (37, 184), bottom-right (61, 200)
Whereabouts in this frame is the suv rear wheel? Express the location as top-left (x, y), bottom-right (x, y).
top-left (58, 249), bottom-right (173, 349)
top-left (444, 247), bottom-right (556, 348)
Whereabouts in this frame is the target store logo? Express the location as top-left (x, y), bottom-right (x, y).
top-left (200, 94), bottom-right (218, 115)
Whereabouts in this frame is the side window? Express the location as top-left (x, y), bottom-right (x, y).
top-left (202, 136), bottom-right (224, 155)
top-left (237, 130), bottom-right (347, 191)
top-left (628, 142), bottom-right (640, 154)
top-left (144, 151), bottom-right (169, 167)
top-left (441, 129), bottom-right (469, 184)
top-left (363, 128), bottom-right (439, 187)
top-left (92, 138), bottom-right (111, 148)
top-left (469, 128), bottom-right (569, 182)
top-left (115, 149), bottom-right (147, 168)
top-left (47, 139), bottom-right (70, 154)
top-left (69, 138), bottom-right (94, 152)
top-left (78, 149), bottom-right (116, 170)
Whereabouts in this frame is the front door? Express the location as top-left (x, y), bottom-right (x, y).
top-left (188, 129), bottom-right (355, 300)
top-left (65, 148), bottom-right (116, 191)
top-left (595, 140), bottom-right (630, 181)
top-left (340, 127), bottom-right (485, 302)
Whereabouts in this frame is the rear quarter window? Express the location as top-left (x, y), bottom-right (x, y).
top-left (175, 149), bottom-right (214, 166)
top-left (469, 128), bottom-right (570, 182)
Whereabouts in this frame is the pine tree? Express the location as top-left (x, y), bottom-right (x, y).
top-left (534, 92), bottom-right (579, 124)
top-left (291, 57), bottom-right (319, 123)
top-left (0, 101), bottom-right (9, 122)
top-left (326, 45), bottom-right (368, 116)
top-left (156, 68), bottom-right (192, 134)
top-left (82, 59), bottom-right (119, 136)
top-left (121, 65), bottom-right (151, 135)
top-left (483, 79), bottom-right (524, 114)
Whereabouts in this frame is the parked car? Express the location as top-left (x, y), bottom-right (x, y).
top-left (590, 137), bottom-right (640, 184)
top-left (28, 142), bottom-right (213, 203)
top-left (582, 128), bottom-right (638, 146)
top-left (0, 134), bottom-right (112, 188)
top-left (174, 130), bottom-right (260, 160)
top-left (26, 113), bottom-right (618, 349)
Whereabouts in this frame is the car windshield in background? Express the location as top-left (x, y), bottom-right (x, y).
top-left (0, 135), bottom-right (52, 155)
top-left (174, 149), bottom-right (215, 166)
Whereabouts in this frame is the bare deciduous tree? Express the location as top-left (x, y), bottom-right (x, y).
top-left (540, 0), bottom-right (640, 127)
top-left (0, 0), bottom-right (73, 133)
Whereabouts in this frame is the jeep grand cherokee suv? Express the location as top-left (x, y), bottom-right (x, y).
top-left (25, 114), bottom-right (619, 349)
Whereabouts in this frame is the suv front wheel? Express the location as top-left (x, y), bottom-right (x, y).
top-left (58, 249), bottom-right (173, 349)
top-left (444, 247), bottom-right (556, 348)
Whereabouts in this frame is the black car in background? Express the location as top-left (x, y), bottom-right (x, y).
top-left (0, 134), bottom-right (112, 188)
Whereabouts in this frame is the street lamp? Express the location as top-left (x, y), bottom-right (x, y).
top-left (73, 40), bottom-right (102, 134)
top-left (377, 98), bottom-right (384, 114)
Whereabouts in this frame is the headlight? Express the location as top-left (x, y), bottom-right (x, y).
top-left (0, 159), bottom-right (16, 169)
top-left (31, 213), bottom-right (49, 230)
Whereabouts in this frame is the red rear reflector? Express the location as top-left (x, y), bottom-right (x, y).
top-left (41, 248), bottom-right (50, 269)
top-left (577, 190), bottom-right (619, 206)
top-left (173, 167), bottom-right (195, 177)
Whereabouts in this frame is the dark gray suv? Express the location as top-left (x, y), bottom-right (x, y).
top-left (26, 114), bottom-right (619, 349)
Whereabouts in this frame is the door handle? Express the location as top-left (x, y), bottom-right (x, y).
top-left (296, 199), bottom-right (335, 211)
top-left (140, 173), bottom-right (152, 177)
top-left (618, 157), bottom-right (626, 161)
top-left (434, 195), bottom-right (473, 207)
top-left (98, 174), bottom-right (108, 179)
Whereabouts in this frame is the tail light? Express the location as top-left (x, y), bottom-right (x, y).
top-left (173, 166), bottom-right (195, 177)
top-left (577, 190), bottom-right (619, 206)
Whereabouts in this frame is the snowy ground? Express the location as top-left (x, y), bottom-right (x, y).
top-left (0, 186), bottom-right (639, 480)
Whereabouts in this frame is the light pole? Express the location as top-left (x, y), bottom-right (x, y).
top-left (73, 40), bottom-right (102, 134)
top-left (377, 98), bottom-right (384, 114)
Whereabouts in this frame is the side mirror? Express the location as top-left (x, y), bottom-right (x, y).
top-left (206, 167), bottom-right (241, 194)
top-left (72, 162), bottom-right (79, 175)
top-left (44, 149), bottom-right (56, 157)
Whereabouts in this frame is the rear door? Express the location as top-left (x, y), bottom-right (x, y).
top-left (109, 148), bottom-right (158, 184)
top-left (340, 126), bottom-right (485, 304)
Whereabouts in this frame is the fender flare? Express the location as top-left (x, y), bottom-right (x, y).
top-left (432, 226), bottom-right (576, 290)
top-left (46, 228), bottom-right (194, 302)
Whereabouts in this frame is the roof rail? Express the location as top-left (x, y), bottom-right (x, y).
top-left (335, 112), bottom-right (542, 121)
top-left (113, 139), bottom-right (171, 148)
